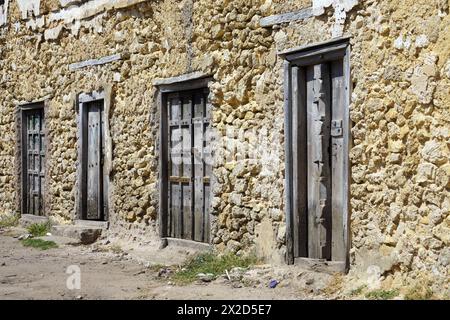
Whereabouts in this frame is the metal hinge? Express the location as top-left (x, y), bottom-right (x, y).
top-left (331, 120), bottom-right (343, 137)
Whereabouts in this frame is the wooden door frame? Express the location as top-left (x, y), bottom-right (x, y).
top-left (155, 73), bottom-right (212, 241)
top-left (16, 100), bottom-right (48, 216)
top-left (280, 37), bottom-right (352, 268)
top-left (76, 90), bottom-right (109, 221)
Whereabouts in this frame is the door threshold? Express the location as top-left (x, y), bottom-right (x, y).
top-left (294, 257), bottom-right (347, 274)
top-left (161, 237), bottom-right (212, 251)
top-left (75, 219), bottom-right (109, 229)
top-left (19, 214), bottom-right (49, 228)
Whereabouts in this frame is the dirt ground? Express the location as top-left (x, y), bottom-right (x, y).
top-left (0, 227), bottom-right (336, 300)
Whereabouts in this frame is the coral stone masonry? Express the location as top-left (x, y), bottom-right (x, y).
top-left (0, 0), bottom-right (448, 294)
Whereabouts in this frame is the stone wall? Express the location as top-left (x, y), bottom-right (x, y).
top-left (0, 0), bottom-right (448, 293)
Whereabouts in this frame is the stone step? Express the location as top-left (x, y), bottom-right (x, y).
top-left (51, 225), bottom-right (103, 245)
top-left (19, 214), bottom-right (49, 228)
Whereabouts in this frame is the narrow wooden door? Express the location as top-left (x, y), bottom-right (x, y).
top-left (82, 100), bottom-right (106, 221)
top-left (164, 88), bottom-right (211, 243)
top-left (291, 59), bottom-right (347, 262)
top-left (22, 107), bottom-right (45, 216)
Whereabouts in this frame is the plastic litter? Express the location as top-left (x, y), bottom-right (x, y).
top-left (269, 279), bottom-right (279, 288)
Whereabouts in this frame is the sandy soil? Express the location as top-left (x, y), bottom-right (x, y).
top-left (0, 228), bottom-right (322, 300)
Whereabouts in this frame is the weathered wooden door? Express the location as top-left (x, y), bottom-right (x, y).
top-left (285, 41), bottom-right (349, 264)
top-left (81, 100), bottom-right (107, 221)
top-left (22, 107), bottom-right (45, 216)
top-left (304, 62), bottom-right (345, 260)
top-left (163, 88), bottom-right (211, 243)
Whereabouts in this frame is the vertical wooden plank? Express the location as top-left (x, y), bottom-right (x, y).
top-left (87, 103), bottom-right (100, 220)
top-left (165, 96), bottom-right (172, 238)
top-left (37, 110), bottom-right (43, 216)
top-left (331, 59), bottom-right (346, 261)
top-left (291, 66), bottom-right (300, 257)
top-left (204, 184), bottom-right (210, 243)
top-left (36, 111), bottom-right (40, 215)
top-left (159, 91), bottom-right (167, 238)
top-left (27, 124), bottom-right (30, 215)
top-left (307, 63), bottom-right (332, 260)
top-left (21, 109), bottom-right (27, 216)
top-left (343, 46), bottom-right (351, 269)
top-left (169, 96), bottom-right (182, 238)
top-left (176, 96), bottom-right (183, 239)
top-left (171, 184), bottom-right (181, 238)
top-left (317, 63), bottom-right (332, 260)
top-left (25, 113), bottom-right (31, 215)
top-left (306, 65), bottom-right (314, 258)
top-left (34, 174), bottom-right (38, 216)
top-left (28, 113), bottom-right (34, 215)
top-left (80, 100), bottom-right (88, 220)
top-left (283, 60), bottom-right (294, 264)
top-left (102, 104), bottom-right (108, 221)
top-left (98, 101), bottom-right (105, 221)
top-left (182, 95), bottom-right (193, 240)
top-left (203, 91), bottom-right (212, 243)
top-left (40, 104), bottom-right (47, 217)
top-left (39, 110), bottom-right (44, 216)
top-left (182, 183), bottom-right (191, 239)
top-left (193, 92), bottom-right (204, 242)
top-left (292, 66), bottom-right (308, 258)
top-left (33, 112), bottom-right (38, 215)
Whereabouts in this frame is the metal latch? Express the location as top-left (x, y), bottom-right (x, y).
top-left (331, 120), bottom-right (343, 137)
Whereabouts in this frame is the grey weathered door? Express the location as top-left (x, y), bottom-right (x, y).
top-left (164, 89), bottom-right (211, 243)
top-left (289, 56), bottom-right (348, 262)
top-left (81, 100), bottom-right (107, 221)
top-left (22, 107), bottom-right (45, 216)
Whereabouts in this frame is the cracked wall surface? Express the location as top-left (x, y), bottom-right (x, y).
top-left (0, 0), bottom-right (448, 296)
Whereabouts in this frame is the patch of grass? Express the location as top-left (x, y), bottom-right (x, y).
top-left (404, 285), bottom-right (434, 300)
top-left (173, 252), bottom-right (258, 285)
top-left (0, 214), bottom-right (19, 228)
top-left (21, 238), bottom-right (58, 250)
top-left (27, 222), bottom-right (51, 237)
top-left (109, 244), bottom-right (123, 254)
top-left (365, 289), bottom-right (399, 300)
top-left (322, 273), bottom-right (344, 296)
top-left (350, 285), bottom-right (367, 296)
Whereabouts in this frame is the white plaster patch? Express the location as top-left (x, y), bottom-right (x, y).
top-left (113, 72), bottom-right (121, 82)
top-left (394, 35), bottom-right (412, 50)
top-left (60, 0), bottom-right (85, 7)
top-left (0, 0), bottom-right (9, 26)
top-left (444, 59), bottom-right (450, 79)
top-left (13, 22), bottom-right (20, 33)
top-left (408, 53), bottom-right (438, 104)
top-left (415, 34), bottom-right (429, 48)
top-left (62, 94), bottom-right (72, 103)
top-left (17, 0), bottom-right (40, 20)
top-left (49, 0), bottom-right (147, 24)
top-left (44, 25), bottom-right (63, 40)
top-left (26, 16), bottom-right (45, 30)
top-left (366, 265), bottom-right (382, 290)
top-left (312, 0), bottom-right (359, 37)
top-left (394, 36), bottom-right (403, 49)
top-left (69, 20), bottom-right (81, 36)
